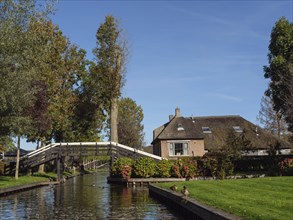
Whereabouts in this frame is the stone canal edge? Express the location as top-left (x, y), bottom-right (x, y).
top-left (0, 181), bottom-right (60, 197)
top-left (148, 184), bottom-right (241, 220)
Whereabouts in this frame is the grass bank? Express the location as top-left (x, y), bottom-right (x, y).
top-left (0, 173), bottom-right (55, 189)
top-left (0, 169), bottom-right (98, 190)
top-left (156, 176), bottom-right (293, 220)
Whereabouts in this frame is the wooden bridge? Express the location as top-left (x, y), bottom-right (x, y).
top-left (6, 142), bottom-right (163, 180)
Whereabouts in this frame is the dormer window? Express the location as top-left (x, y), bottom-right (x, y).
top-left (177, 123), bottom-right (184, 131)
top-left (233, 126), bottom-right (243, 133)
top-left (202, 127), bottom-right (212, 133)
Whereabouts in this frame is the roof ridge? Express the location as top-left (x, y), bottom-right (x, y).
top-left (187, 115), bottom-right (242, 119)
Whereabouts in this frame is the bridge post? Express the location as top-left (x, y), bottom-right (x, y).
top-left (110, 143), bottom-right (113, 167)
top-left (57, 156), bottom-right (62, 182)
top-left (57, 143), bottom-right (63, 182)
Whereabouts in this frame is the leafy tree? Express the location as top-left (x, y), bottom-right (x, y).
top-left (118, 97), bottom-right (144, 148)
top-left (92, 15), bottom-right (128, 143)
top-left (264, 17), bottom-right (293, 132)
top-left (222, 129), bottom-right (252, 161)
top-left (257, 95), bottom-right (288, 138)
top-left (0, 135), bottom-right (15, 152)
top-left (70, 80), bottom-right (105, 142)
top-left (0, 0), bottom-right (55, 178)
top-left (25, 18), bottom-right (88, 143)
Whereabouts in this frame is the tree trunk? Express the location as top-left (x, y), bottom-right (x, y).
top-left (110, 97), bottom-right (118, 143)
top-left (15, 135), bottom-right (20, 179)
top-left (38, 139), bottom-right (45, 173)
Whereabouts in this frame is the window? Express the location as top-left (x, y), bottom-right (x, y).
top-left (202, 127), bottom-right (212, 133)
top-left (177, 123), bottom-right (184, 131)
top-left (175, 143), bottom-right (183, 155)
top-left (233, 126), bottom-right (243, 133)
top-left (168, 142), bottom-right (188, 156)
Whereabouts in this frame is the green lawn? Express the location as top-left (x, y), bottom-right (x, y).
top-left (156, 177), bottom-right (293, 220)
top-left (0, 172), bottom-right (57, 189)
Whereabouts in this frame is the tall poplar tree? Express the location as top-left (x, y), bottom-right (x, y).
top-left (92, 15), bottom-right (128, 143)
top-left (264, 17), bottom-right (293, 132)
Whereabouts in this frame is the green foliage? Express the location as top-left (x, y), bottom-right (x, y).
top-left (0, 175), bottom-right (53, 189)
top-left (133, 157), bottom-right (156, 178)
top-left (197, 155), bottom-right (218, 177)
top-left (155, 159), bottom-right (172, 178)
top-left (170, 158), bottom-right (197, 178)
top-left (118, 97), bottom-right (145, 148)
top-left (157, 177), bottom-right (293, 220)
top-left (0, 135), bottom-right (15, 152)
top-left (278, 158), bottom-right (293, 176)
top-left (264, 17), bottom-right (293, 132)
top-left (111, 157), bottom-right (133, 179)
top-left (0, 1), bottom-right (56, 136)
top-left (109, 155), bottom-right (236, 179)
top-left (267, 141), bottom-right (282, 175)
top-left (92, 15), bottom-right (128, 142)
top-left (0, 161), bottom-right (4, 175)
top-left (93, 15), bottom-right (127, 105)
top-left (181, 158), bottom-right (197, 178)
top-left (196, 154), bottom-right (234, 179)
top-left (222, 129), bottom-right (252, 161)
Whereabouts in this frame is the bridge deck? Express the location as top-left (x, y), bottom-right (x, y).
top-left (5, 142), bottom-right (165, 178)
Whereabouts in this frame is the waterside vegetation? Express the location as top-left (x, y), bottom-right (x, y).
top-left (156, 176), bottom-right (293, 220)
top-left (0, 173), bottom-right (56, 189)
top-left (110, 155), bottom-right (293, 179)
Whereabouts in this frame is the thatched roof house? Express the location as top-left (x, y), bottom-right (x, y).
top-left (152, 108), bottom-right (292, 159)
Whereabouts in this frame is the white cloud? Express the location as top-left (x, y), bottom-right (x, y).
top-left (213, 93), bottom-right (243, 102)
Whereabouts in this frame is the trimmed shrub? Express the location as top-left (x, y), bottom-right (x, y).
top-left (111, 157), bottom-right (133, 179)
top-left (279, 158), bottom-right (293, 176)
top-left (155, 159), bottom-right (172, 178)
top-left (197, 155), bottom-right (217, 177)
top-left (196, 153), bottom-right (233, 179)
top-left (181, 158), bottom-right (197, 178)
top-left (170, 159), bottom-right (183, 178)
top-left (133, 157), bottom-right (156, 178)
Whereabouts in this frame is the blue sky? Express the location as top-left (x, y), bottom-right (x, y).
top-left (22, 0), bottom-right (292, 149)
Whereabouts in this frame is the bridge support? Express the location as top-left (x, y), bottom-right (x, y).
top-left (57, 157), bottom-right (63, 182)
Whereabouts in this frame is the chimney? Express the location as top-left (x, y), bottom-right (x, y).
top-left (175, 107), bottom-right (181, 117)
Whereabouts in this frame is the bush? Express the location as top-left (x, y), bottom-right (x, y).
top-left (197, 155), bottom-right (217, 177)
top-left (0, 161), bottom-right (4, 175)
top-left (196, 153), bottom-right (234, 179)
top-left (170, 159), bottom-right (183, 178)
top-left (155, 159), bottom-right (172, 178)
top-left (279, 158), bottom-right (293, 176)
top-left (133, 157), bottom-right (156, 178)
top-left (111, 157), bottom-right (133, 179)
top-left (181, 158), bottom-right (197, 178)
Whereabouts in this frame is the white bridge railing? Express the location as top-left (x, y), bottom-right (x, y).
top-left (21, 142), bottom-right (164, 161)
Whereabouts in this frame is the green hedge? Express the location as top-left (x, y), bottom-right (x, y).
top-left (234, 155), bottom-right (293, 175)
top-left (111, 155), bottom-right (293, 179)
top-left (133, 157), bottom-right (156, 178)
top-left (111, 155), bottom-right (235, 179)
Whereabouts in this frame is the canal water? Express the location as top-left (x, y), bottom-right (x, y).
top-left (0, 171), bottom-right (182, 219)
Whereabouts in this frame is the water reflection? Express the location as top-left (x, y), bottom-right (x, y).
top-left (0, 171), bottom-right (181, 219)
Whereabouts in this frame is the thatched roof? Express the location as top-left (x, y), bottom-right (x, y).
top-left (152, 115), bottom-right (292, 150)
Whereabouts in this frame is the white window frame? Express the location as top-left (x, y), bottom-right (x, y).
top-left (167, 140), bottom-right (189, 156)
top-left (202, 127), bottom-right (212, 133)
top-left (233, 126), bottom-right (243, 133)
